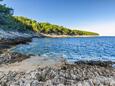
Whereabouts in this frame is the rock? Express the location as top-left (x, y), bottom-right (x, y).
top-left (0, 61), bottom-right (114, 86)
top-left (44, 80), bottom-right (53, 86)
top-left (0, 37), bottom-right (32, 45)
top-left (0, 51), bottom-right (30, 65)
top-left (75, 60), bottom-right (114, 67)
top-left (31, 80), bottom-right (40, 86)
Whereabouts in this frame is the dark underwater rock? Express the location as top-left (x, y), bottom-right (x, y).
top-left (74, 60), bottom-right (115, 67)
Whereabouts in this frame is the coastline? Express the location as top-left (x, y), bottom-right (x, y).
top-left (0, 31), bottom-right (114, 86)
top-left (0, 40), bottom-right (114, 86)
top-left (40, 33), bottom-right (99, 38)
top-left (0, 43), bottom-right (114, 86)
top-left (0, 55), bottom-right (114, 86)
top-left (1, 1), bottom-right (115, 85)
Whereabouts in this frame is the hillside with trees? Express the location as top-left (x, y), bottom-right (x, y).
top-left (13, 16), bottom-right (99, 36)
top-left (0, 2), bottom-right (99, 36)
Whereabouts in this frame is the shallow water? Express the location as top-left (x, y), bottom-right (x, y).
top-left (12, 37), bottom-right (115, 62)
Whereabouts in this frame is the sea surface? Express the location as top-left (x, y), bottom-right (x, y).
top-left (12, 37), bottom-right (115, 62)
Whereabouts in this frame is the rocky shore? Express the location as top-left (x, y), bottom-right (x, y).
top-left (0, 46), bottom-right (114, 86)
top-left (0, 47), bottom-right (114, 86)
top-left (0, 60), bottom-right (114, 86)
top-left (0, 30), bottom-right (114, 86)
top-left (0, 30), bottom-right (35, 45)
top-left (0, 50), bottom-right (30, 65)
top-left (0, 30), bottom-right (35, 65)
top-left (0, 49), bottom-right (114, 86)
top-left (40, 33), bottom-right (99, 38)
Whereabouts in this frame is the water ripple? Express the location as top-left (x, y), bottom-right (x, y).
top-left (11, 37), bottom-right (115, 62)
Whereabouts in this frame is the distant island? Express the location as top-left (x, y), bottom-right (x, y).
top-left (0, 4), bottom-right (99, 38)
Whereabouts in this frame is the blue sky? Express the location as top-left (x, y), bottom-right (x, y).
top-left (1, 0), bottom-right (115, 36)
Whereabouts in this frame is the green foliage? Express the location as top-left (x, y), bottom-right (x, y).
top-left (0, 15), bottom-right (32, 32)
top-left (0, 3), bottom-right (99, 36)
top-left (14, 16), bottom-right (41, 32)
top-left (39, 22), bottom-right (99, 35)
top-left (0, 4), bottom-right (13, 15)
top-left (0, 15), bottom-right (99, 35)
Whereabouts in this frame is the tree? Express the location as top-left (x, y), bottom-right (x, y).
top-left (0, 4), bottom-right (13, 15)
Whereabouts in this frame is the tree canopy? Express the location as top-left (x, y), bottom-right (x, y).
top-left (0, 4), bottom-right (99, 36)
top-left (0, 4), bottom-right (13, 15)
top-left (14, 16), bottom-right (99, 35)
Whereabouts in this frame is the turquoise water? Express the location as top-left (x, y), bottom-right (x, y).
top-left (12, 37), bottom-right (115, 62)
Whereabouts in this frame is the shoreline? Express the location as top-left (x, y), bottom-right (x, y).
top-left (0, 55), bottom-right (115, 72)
top-left (0, 55), bottom-right (114, 86)
top-left (0, 32), bottom-right (114, 85)
top-left (40, 33), bottom-right (99, 38)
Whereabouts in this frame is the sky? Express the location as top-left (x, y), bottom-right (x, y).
top-left (1, 0), bottom-right (115, 36)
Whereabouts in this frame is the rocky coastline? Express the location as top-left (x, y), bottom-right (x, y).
top-left (39, 33), bottom-right (99, 38)
top-left (0, 49), bottom-right (114, 86)
top-left (0, 60), bottom-right (114, 86)
top-left (0, 30), bottom-right (114, 86)
top-left (0, 53), bottom-right (115, 86)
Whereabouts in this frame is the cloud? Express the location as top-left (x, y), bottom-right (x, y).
top-left (77, 21), bottom-right (115, 36)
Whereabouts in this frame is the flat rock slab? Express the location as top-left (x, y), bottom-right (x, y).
top-left (0, 56), bottom-right (63, 72)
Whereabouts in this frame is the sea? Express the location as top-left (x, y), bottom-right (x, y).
top-left (12, 36), bottom-right (115, 62)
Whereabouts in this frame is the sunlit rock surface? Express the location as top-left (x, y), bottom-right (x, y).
top-left (0, 61), bottom-right (114, 86)
top-left (0, 29), bottom-right (41, 45)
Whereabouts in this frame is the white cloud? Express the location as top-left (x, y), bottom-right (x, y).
top-left (76, 21), bottom-right (115, 36)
